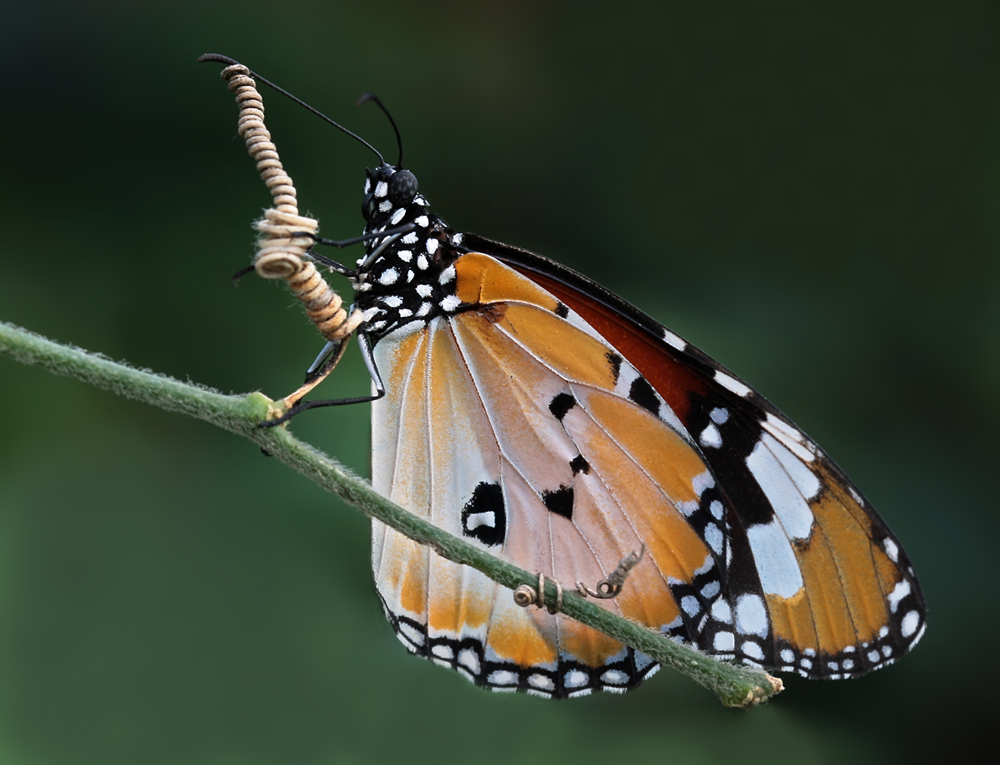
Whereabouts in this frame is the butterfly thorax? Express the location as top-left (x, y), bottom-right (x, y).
top-left (352, 164), bottom-right (468, 341)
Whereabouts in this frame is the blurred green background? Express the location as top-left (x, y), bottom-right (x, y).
top-left (2, 2), bottom-right (997, 763)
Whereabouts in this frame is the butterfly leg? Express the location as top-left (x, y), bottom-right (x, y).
top-left (259, 331), bottom-right (387, 427)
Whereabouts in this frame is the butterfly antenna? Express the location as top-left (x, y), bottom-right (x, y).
top-left (357, 92), bottom-right (404, 169)
top-left (198, 54), bottom-right (384, 164)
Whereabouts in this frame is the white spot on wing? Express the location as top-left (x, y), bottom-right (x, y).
top-left (746, 521), bottom-right (804, 598)
top-left (464, 511), bottom-right (495, 531)
top-left (745, 435), bottom-right (816, 538)
top-left (488, 670), bottom-right (518, 686)
top-left (901, 610), bottom-right (920, 639)
top-left (764, 433), bottom-right (821, 500)
top-left (528, 674), bottom-right (554, 691)
top-left (681, 595), bottom-right (701, 617)
top-left (699, 423), bottom-right (722, 448)
top-left (741, 641), bottom-right (764, 660)
top-left (692, 470), bottom-right (715, 497)
top-left (714, 631), bottom-right (735, 651)
top-left (762, 413), bottom-right (816, 462)
top-left (883, 538), bottom-right (899, 563)
top-left (600, 670), bottom-right (628, 685)
top-left (711, 600), bottom-right (732, 623)
top-left (662, 328), bottom-right (686, 350)
top-left (715, 370), bottom-right (751, 397)
top-left (887, 579), bottom-right (911, 613)
top-left (704, 523), bottom-right (723, 555)
top-left (735, 594), bottom-right (768, 637)
top-left (431, 644), bottom-right (453, 660)
top-left (458, 648), bottom-right (480, 675)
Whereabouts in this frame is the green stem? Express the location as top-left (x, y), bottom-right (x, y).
top-left (0, 319), bottom-right (780, 707)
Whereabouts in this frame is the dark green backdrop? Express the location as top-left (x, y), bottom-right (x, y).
top-left (2, 3), bottom-right (996, 763)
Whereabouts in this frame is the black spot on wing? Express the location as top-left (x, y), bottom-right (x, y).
top-left (570, 455), bottom-right (590, 475)
top-left (549, 392), bottom-right (576, 421)
top-left (461, 482), bottom-right (506, 546)
top-left (555, 301), bottom-right (569, 318)
top-left (606, 351), bottom-right (622, 384)
top-left (542, 484), bottom-right (574, 520)
top-left (628, 375), bottom-right (660, 415)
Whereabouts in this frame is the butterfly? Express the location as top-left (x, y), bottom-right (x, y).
top-left (305, 155), bottom-right (922, 698)
top-left (211, 58), bottom-right (926, 698)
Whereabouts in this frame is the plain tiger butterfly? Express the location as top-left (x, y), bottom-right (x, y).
top-left (212, 59), bottom-right (926, 698)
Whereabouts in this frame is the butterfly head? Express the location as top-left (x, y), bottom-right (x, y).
top-left (353, 164), bottom-right (467, 340)
top-left (361, 164), bottom-right (426, 228)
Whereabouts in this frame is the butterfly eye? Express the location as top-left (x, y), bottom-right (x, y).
top-left (388, 169), bottom-right (418, 207)
top-left (361, 192), bottom-right (377, 222)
